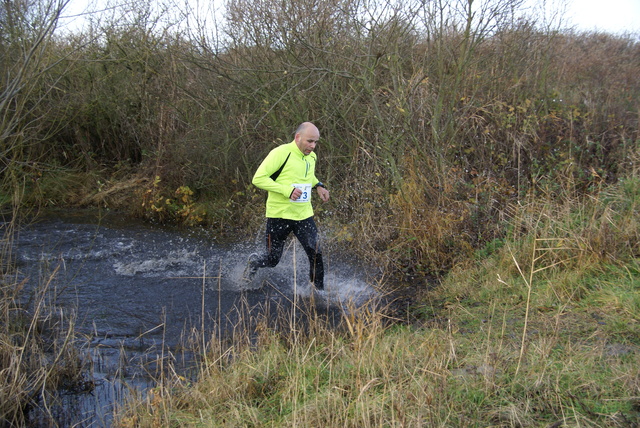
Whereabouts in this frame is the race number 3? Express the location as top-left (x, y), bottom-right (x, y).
top-left (291, 183), bottom-right (312, 203)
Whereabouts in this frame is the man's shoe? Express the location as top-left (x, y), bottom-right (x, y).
top-left (242, 253), bottom-right (259, 282)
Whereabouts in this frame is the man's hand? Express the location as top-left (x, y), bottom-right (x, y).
top-left (290, 187), bottom-right (303, 201)
top-left (317, 186), bottom-right (330, 202)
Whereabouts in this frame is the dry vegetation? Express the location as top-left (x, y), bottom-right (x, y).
top-left (0, 234), bottom-right (92, 426)
top-left (116, 172), bottom-right (640, 427)
top-left (1, 0), bottom-right (639, 425)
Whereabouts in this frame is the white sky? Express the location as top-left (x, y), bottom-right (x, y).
top-left (562, 0), bottom-right (640, 33)
top-left (60, 0), bottom-right (640, 35)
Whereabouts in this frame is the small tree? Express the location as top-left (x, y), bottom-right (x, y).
top-left (0, 0), bottom-right (71, 208)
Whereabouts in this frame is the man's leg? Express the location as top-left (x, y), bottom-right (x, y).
top-left (293, 217), bottom-right (324, 289)
top-left (254, 218), bottom-right (292, 268)
top-left (244, 218), bottom-right (292, 281)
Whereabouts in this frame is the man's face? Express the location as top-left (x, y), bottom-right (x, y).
top-left (295, 126), bottom-right (320, 156)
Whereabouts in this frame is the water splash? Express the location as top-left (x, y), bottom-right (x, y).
top-left (113, 248), bottom-right (203, 277)
top-left (225, 241), bottom-right (379, 310)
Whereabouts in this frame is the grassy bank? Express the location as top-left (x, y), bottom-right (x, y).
top-left (115, 174), bottom-right (639, 427)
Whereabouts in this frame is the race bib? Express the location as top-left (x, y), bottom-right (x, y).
top-left (291, 183), bottom-right (312, 203)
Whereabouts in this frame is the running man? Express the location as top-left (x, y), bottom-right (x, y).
top-left (244, 122), bottom-right (330, 289)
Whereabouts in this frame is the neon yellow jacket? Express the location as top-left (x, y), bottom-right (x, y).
top-left (252, 141), bottom-right (320, 220)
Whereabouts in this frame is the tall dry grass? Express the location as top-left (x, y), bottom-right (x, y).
top-left (0, 223), bottom-right (91, 426)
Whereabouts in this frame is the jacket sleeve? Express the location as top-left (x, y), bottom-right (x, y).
top-left (311, 154), bottom-right (320, 187)
top-left (252, 149), bottom-right (292, 197)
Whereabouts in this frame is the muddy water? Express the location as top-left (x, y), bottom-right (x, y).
top-left (11, 210), bottom-right (377, 426)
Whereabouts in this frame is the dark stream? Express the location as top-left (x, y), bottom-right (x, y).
top-left (10, 210), bottom-right (378, 427)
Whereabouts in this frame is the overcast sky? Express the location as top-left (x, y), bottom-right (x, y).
top-left (61, 0), bottom-right (640, 35)
top-left (562, 0), bottom-right (639, 33)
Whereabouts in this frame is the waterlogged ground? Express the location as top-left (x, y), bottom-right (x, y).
top-left (11, 209), bottom-right (379, 426)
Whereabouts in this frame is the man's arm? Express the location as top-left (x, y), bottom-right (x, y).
top-left (252, 149), bottom-right (292, 197)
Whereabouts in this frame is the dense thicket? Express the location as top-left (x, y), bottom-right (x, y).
top-left (1, 0), bottom-right (638, 278)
